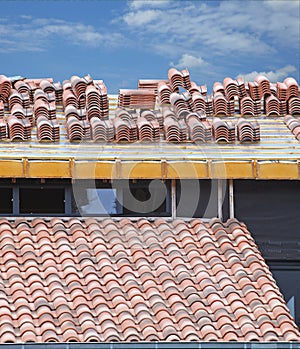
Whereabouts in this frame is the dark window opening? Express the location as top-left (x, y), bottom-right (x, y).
top-left (234, 180), bottom-right (300, 261)
top-left (71, 180), bottom-right (170, 217)
top-left (20, 187), bottom-right (65, 214)
top-left (0, 188), bottom-right (13, 213)
top-left (268, 263), bottom-right (300, 327)
top-left (176, 179), bottom-right (224, 218)
top-left (72, 186), bottom-right (120, 216)
top-left (122, 180), bottom-right (169, 216)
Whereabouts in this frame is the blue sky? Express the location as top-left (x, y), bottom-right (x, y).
top-left (0, 0), bottom-right (299, 93)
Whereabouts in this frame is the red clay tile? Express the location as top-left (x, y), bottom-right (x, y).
top-left (0, 220), bottom-right (300, 343)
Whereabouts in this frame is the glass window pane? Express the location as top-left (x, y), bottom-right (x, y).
top-left (72, 187), bottom-right (121, 215)
top-left (0, 188), bottom-right (13, 214)
top-left (20, 188), bottom-right (65, 214)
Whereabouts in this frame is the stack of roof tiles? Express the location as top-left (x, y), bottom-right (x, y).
top-left (11, 104), bottom-right (34, 126)
top-left (40, 79), bottom-right (63, 104)
top-left (138, 79), bottom-right (167, 95)
top-left (189, 81), bottom-right (207, 96)
top-left (66, 116), bottom-right (91, 142)
top-left (157, 71), bottom-right (300, 117)
top-left (90, 117), bottom-right (114, 142)
top-left (118, 89), bottom-right (156, 109)
top-left (212, 117), bottom-right (235, 143)
top-left (14, 80), bottom-right (35, 104)
top-left (288, 97), bottom-right (300, 115)
top-left (0, 75), bottom-right (12, 103)
top-left (170, 92), bottom-right (191, 119)
top-left (63, 75), bottom-right (109, 119)
top-left (34, 89), bottom-right (57, 121)
top-left (157, 81), bottom-right (172, 105)
top-left (164, 116), bottom-right (188, 142)
top-left (136, 116), bottom-right (160, 142)
top-left (86, 82), bottom-right (109, 119)
top-left (240, 96), bottom-right (259, 116)
top-left (7, 115), bottom-right (31, 141)
top-left (236, 118), bottom-right (260, 143)
top-left (113, 109), bottom-right (138, 142)
top-left (9, 89), bottom-right (30, 109)
top-left (284, 115), bottom-right (300, 141)
top-left (0, 101), bottom-right (7, 139)
top-left (0, 217), bottom-right (299, 343)
top-left (141, 109), bottom-right (164, 129)
top-left (36, 116), bottom-right (60, 142)
top-left (168, 68), bottom-right (191, 90)
top-left (186, 112), bottom-right (212, 142)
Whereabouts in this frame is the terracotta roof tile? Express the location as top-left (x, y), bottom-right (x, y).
top-left (0, 217), bottom-right (299, 343)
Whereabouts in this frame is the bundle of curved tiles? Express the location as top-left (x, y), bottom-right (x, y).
top-left (288, 97), bottom-right (300, 115)
top-left (213, 92), bottom-right (234, 116)
top-left (114, 113), bottom-right (138, 142)
top-left (136, 116), bottom-right (160, 142)
top-left (240, 96), bottom-right (258, 116)
top-left (6, 115), bottom-right (31, 141)
top-left (40, 79), bottom-right (63, 104)
top-left (186, 113), bottom-right (212, 142)
top-left (63, 88), bottom-right (77, 109)
top-left (36, 116), bottom-right (60, 142)
top-left (14, 80), bottom-right (34, 103)
top-left (168, 68), bottom-right (191, 90)
top-left (11, 103), bottom-right (34, 126)
top-left (284, 115), bottom-right (300, 141)
top-left (236, 118), bottom-right (260, 143)
top-left (66, 116), bottom-right (91, 141)
top-left (86, 83), bottom-right (109, 119)
top-left (212, 117), bottom-right (235, 143)
top-left (0, 217), bottom-right (299, 343)
top-left (265, 95), bottom-right (280, 116)
top-left (158, 82), bottom-right (172, 105)
top-left (140, 109), bottom-right (164, 129)
top-left (170, 92), bottom-right (191, 119)
top-left (189, 81), bottom-right (207, 96)
top-left (8, 89), bottom-right (30, 110)
top-left (0, 102), bottom-right (7, 139)
top-left (0, 75), bottom-right (12, 102)
top-left (0, 118), bottom-right (7, 139)
top-left (34, 90), bottom-right (56, 122)
top-left (90, 117), bottom-right (114, 142)
top-left (164, 116), bottom-right (188, 142)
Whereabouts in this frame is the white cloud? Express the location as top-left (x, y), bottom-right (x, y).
top-left (236, 65), bottom-right (297, 82)
top-left (123, 9), bottom-right (160, 26)
top-left (0, 17), bottom-right (125, 52)
top-left (128, 0), bottom-right (171, 10)
top-left (121, 0), bottom-right (299, 57)
top-left (172, 54), bottom-right (206, 69)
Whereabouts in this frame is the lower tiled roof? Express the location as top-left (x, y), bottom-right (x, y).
top-left (0, 217), bottom-right (299, 343)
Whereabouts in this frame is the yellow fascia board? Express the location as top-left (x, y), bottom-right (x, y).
top-left (167, 161), bottom-right (207, 179)
top-left (27, 160), bottom-right (70, 178)
top-left (0, 160), bottom-right (23, 177)
top-left (211, 161), bottom-right (254, 179)
top-left (121, 161), bottom-right (162, 179)
top-left (257, 161), bottom-right (299, 179)
top-left (74, 161), bottom-right (115, 179)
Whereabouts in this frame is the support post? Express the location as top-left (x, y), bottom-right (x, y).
top-left (229, 179), bottom-right (234, 218)
top-left (171, 179), bottom-right (176, 219)
top-left (217, 179), bottom-right (223, 221)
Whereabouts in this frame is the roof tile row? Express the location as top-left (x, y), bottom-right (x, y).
top-left (157, 70), bottom-right (300, 116)
top-left (0, 217), bottom-right (298, 343)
